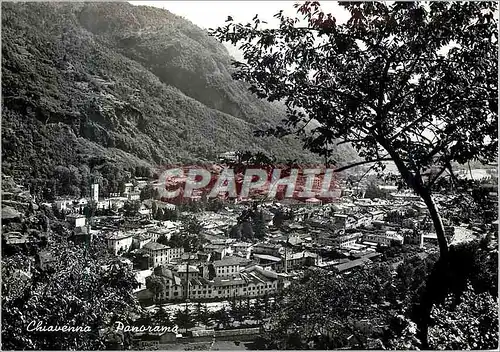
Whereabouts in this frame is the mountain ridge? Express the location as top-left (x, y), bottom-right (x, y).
top-left (2, 2), bottom-right (355, 197)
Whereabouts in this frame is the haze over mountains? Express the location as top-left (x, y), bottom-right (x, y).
top-left (2, 2), bottom-right (355, 195)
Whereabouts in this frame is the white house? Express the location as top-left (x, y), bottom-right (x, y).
top-left (91, 183), bottom-right (99, 202)
top-left (77, 198), bottom-right (88, 206)
top-left (107, 231), bottom-right (134, 255)
top-left (66, 213), bottom-right (86, 228)
top-left (213, 256), bottom-right (248, 278)
top-left (55, 198), bottom-right (74, 212)
top-left (138, 204), bottom-right (152, 216)
top-left (363, 231), bottom-right (404, 247)
top-left (166, 247), bottom-right (185, 263)
top-left (123, 183), bottom-right (134, 195)
top-left (143, 242), bottom-right (170, 268)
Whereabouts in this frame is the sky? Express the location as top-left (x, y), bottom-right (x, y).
top-left (129, 1), bottom-right (350, 59)
top-left (129, 1), bottom-right (349, 30)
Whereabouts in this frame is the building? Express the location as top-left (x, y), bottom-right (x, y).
top-left (143, 242), bottom-right (170, 268)
top-left (422, 233), bottom-right (438, 245)
top-left (218, 151), bottom-right (238, 162)
top-left (304, 198), bottom-right (322, 206)
top-left (231, 242), bottom-right (252, 258)
top-left (205, 242), bottom-right (231, 254)
top-left (72, 226), bottom-right (93, 244)
top-left (332, 232), bottom-right (363, 249)
top-left (132, 233), bottom-right (153, 249)
top-left (279, 251), bottom-right (320, 272)
top-left (212, 276), bottom-right (248, 299)
top-left (253, 253), bottom-right (282, 267)
top-left (148, 225), bottom-right (178, 242)
top-left (332, 213), bottom-right (348, 229)
top-left (36, 250), bottom-right (57, 271)
top-left (76, 198), bottom-right (89, 206)
top-left (402, 229), bottom-right (423, 247)
top-left (136, 179), bottom-right (149, 190)
top-left (185, 277), bottom-right (214, 300)
top-left (166, 247), bottom-right (185, 263)
top-left (390, 192), bottom-right (421, 201)
top-left (123, 183), bottom-right (135, 195)
top-left (109, 197), bottom-right (128, 210)
top-left (176, 264), bottom-right (200, 283)
top-left (333, 257), bottom-right (371, 273)
top-left (146, 265), bottom-right (284, 302)
top-left (151, 266), bottom-right (184, 301)
top-left (213, 256), bottom-right (249, 278)
top-left (66, 213), bottom-right (86, 228)
top-left (252, 243), bottom-right (281, 257)
top-left (91, 183), bottom-right (99, 202)
top-left (3, 232), bottom-right (39, 247)
top-left (378, 185), bottom-right (399, 194)
top-left (107, 231), bottom-right (134, 255)
top-left (363, 231), bottom-right (404, 247)
top-left (54, 198), bottom-right (74, 213)
top-left (128, 192), bottom-right (141, 201)
top-left (239, 265), bottom-right (281, 297)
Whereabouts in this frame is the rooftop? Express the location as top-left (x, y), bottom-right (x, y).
top-left (2, 206), bottom-right (21, 219)
top-left (253, 254), bottom-right (282, 263)
top-left (143, 241), bottom-right (169, 251)
top-left (213, 276), bottom-right (246, 287)
top-left (213, 256), bottom-right (250, 267)
top-left (107, 231), bottom-right (135, 240)
top-left (253, 242), bottom-right (278, 249)
top-left (334, 257), bottom-right (371, 272)
top-left (177, 264), bottom-right (200, 273)
top-left (66, 213), bottom-right (86, 219)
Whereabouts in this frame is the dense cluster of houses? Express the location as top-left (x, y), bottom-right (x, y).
top-left (7, 170), bottom-right (493, 309)
top-left (137, 257), bottom-right (285, 302)
top-left (55, 179), bottom-right (480, 296)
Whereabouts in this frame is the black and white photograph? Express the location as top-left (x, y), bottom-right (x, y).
top-left (1, 0), bottom-right (498, 350)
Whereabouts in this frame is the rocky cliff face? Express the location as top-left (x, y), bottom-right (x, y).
top-left (2, 2), bottom-right (354, 195)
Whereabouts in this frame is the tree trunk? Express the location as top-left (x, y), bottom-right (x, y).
top-left (415, 257), bottom-right (450, 350)
top-left (415, 190), bottom-right (450, 349)
top-left (420, 190), bottom-right (449, 259)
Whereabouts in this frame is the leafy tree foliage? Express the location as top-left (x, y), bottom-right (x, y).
top-left (211, 1), bottom-right (498, 259)
top-left (439, 178), bottom-right (498, 225)
top-left (174, 309), bottom-right (195, 332)
top-left (212, 307), bottom-right (231, 330)
top-left (252, 210), bottom-right (267, 239)
top-left (159, 231), bottom-right (205, 253)
top-left (364, 180), bottom-right (386, 199)
top-left (1, 238), bottom-right (140, 350)
top-left (272, 208), bottom-right (295, 228)
top-left (153, 306), bottom-right (174, 328)
top-left (123, 200), bottom-right (141, 216)
top-left (262, 264), bottom-right (403, 349)
top-left (261, 236), bottom-right (497, 349)
top-left (230, 203), bottom-right (268, 240)
top-left (182, 216), bottom-right (203, 235)
top-left (145, 275), bottom-right (168, 302)
top-left (139, 184), bottom-right (159, 201)
top-left (428, 283), bottom-right (498, 350)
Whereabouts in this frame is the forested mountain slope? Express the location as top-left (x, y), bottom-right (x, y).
top-left (1, 2), bottom-right (355, 196)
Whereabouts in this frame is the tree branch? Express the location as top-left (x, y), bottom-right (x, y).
top-left (333, 158), bottom-right (393, 173)
top-left (336, 138), bottom-right (366, 146)
top-left (391, 98), bottom-right (492, 141)
top-left (428, 165), bottom-right (449, 187)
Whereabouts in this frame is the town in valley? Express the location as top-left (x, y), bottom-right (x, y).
top-left (3, 155), bottom-right (497, 350)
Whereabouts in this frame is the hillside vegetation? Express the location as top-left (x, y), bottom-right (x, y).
top-left (2, 2), bottom-right (355, 197)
